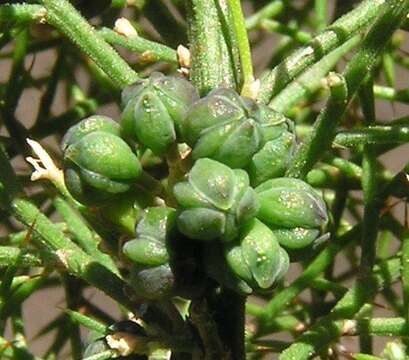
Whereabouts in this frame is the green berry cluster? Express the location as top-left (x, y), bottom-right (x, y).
top-left (61, 72), bottom-right (328, 297)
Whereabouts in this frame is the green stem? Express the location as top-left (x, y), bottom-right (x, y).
top-left (341, 317), bottom-right (407, 337)
top-left (334, 126), bottom-right (409, 147)
top-left (186, 0), bottom-right (237, 95)
top-left (0, 276), bottom-right (48, 321)
top-left (401, 227), bottom-right (409, 341)
top-left (10, 198), bottom-right (136, 309)
top-left (359, 78), bottom-right (380, 278)
top-left (99, 28), bottom-right (178, 64)
top-left (1, 29), bottom-right (30, 155)
top-left (53, 197), bottom-right (119, 275)
top-left (62, 275), bottom-right (82, 360)
top-left (353, 355), bottom-right (382, 360)
top-left (287, 0), bottom-right (409, 179)
top-left (279, 257), bottom-right (402, 360)
top-left (0, 247), bottom-right (42, 268)
top-left (374, 84), bottom-right (409, 103)
top-left (227, 0), bottom-right (254, 97)
top-left (65, 309), bottom-right (108, 335)
top-left (245, 0), bottom-right (284, 30)
top-left (259, 225), bottom-right (360, 334)
top-left (314, 0), bottom-right (327, 32)
top-left (259, 19), bottom-right (312, 44)
top-left (0, 149), bottom-right (135, 310)
top-left (258, 0), bottom-right (386, 103)
top-left (42, 0), bottom-right (138, 88)
top-left (0, 4), bottom-right (46, 26)
top-left (269, 37), bottom-right (358, 113)
top-left (286, 72), bottom-right (348, 179)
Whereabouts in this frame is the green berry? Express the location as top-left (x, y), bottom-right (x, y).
top-left (173, 158), bottom-right (259, 241)
top-left (123, 207), bottom-right (177, 300)
top-left (225, 219), bottom-right (289, 290)
top-left (121, 72), bottom-right (199, 155)
top-left (181, 88), bottom-right (295, 182)
top-left (62, 115), bottom-right (120, 151)
top-left (123, 207), bottom-right (176, 266)
top-left (256, 178), bottom-right (328, 250)
top-left (63, 124), bottom-right (142, 206)
top-left (130, 263), bottom-right (175, 300)
top-left (247, 118), bottom-right (295, 186)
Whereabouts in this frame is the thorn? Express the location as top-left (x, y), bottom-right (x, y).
top-left (22, 216), bottom-right (39, 246)
top-left (372, 301), bottom-right (388, 310)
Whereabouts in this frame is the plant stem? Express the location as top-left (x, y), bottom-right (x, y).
top-left (227, 0), bottom-right (254, 98)
top-left (374, 84), bottom-right (409, 103)
top-left (314, 0), bottom-right (327, 32)
top-left (0, 150), bottom-right (137, 311)
top-left (1, 29), bottom-right (30, 156)
top-left (99, 28), bottom-right (178, 64)
top-left (287, 0), bottom-right (409, 179)
top-left (10, 198), bottom-right (136, 309)
top-left (53, 197), bottom-right (119, 275)
top-left (189, 297), bottom-right (224, 359)
top-left (65, 309), bottom-right (108, 335)
top-left (359, 78), bottom-right (380, 278)
top-left (0, 4), bottom-right (46, 26)
top-left (279, 257), bottom-right (402, 359)
top-left (269, 37), bottom-right (358, 113)
top-left (259, 19), bottom-right (312, 44)
top-left (401, 226), bottom-right (409, 342)
top-left (341, 317), bottom-right (408, 337)
top-left (258, 225), bottom-right (360, 334)
top-left (213, 288), bottom-right (246, 360)
top-left (62, 275), bottom-right (82, 360)
top-left (41, 0), bottom-right (138, 88)
top-left (334, 126), bottom-right (409, 147)
top-left (186, 0), bottom-right (237, 95)
top-left (245, 0), bottom-right (284, 30)
top-left (0, 247), bottom-right (42, 268)
top-left (258, 0), bottom-right (385, 103)
top-left (286, 72), bottom-right (348, 179)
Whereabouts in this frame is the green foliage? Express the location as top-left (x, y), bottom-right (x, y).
top-left (0, 0), bottom-right (409, 359)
